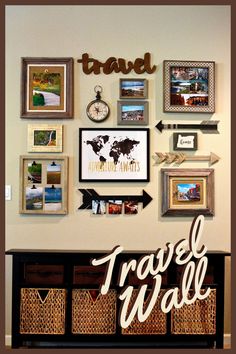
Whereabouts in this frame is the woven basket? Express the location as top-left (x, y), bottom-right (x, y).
top-left (122, 289), bottom-right (167, 335)
top-left (171, 289), bottom-right (216, 334)
top-left (20, 288), bottom-right (66, 334)
top-left (72, 289), bottom-right (116, 334)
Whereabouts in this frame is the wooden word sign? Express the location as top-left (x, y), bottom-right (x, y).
top-left (77, 52), bottom-right (156, 75)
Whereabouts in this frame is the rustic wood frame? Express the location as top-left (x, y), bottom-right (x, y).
top-left (19, 155), bottom-right (68, 214)
top-left (21, 57), bottom-right (73, 118)
top-left (117, 101), bottom-right (149, 125)
top-left (27, 124), bottom-right (63, 152)
top-left (163, 60), bottom-right (215, 113)
top-left (161, 168), bottom-right (214, 216)
top-left (119, 78), bottom-right (148, 99)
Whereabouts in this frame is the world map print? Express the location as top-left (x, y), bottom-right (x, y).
top-left (84, 135), bottom-right (140, 164)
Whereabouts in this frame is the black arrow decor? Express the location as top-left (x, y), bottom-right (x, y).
top-left (156, 120), bottom-right (219, 134)
top-left (78, 189), bottom-right (153, 210)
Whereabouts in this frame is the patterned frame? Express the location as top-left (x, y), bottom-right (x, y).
top-left (163, 60), bottom-right (215, 113)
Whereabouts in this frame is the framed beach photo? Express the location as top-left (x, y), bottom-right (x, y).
top-left (120, 78), bottom-right (148, 99)
top-left (79, 128), bottom-right (150, 182)
top-left (161, 168), bottom-right (214, 216)
top-left (173, 132), bottom-right (198, 151)
top-left (19, 155), bottom-right (68, 214)
top-left (21, 57), bottom-right (73, 118)
top-left (163, 60), bottom-right (215, 113)
top-left (27, 124), bottom-right (63, 152)
top-left (117, 101), bottom-right (148, 125)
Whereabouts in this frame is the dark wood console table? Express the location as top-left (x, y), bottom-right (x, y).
top-left (6, 249), bottom-right (230, 348)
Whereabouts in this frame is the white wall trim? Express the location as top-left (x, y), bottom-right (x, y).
top-left (5, 335), bottom-right (11, 347)
top-left (5, 334), bottom-right (231, 348)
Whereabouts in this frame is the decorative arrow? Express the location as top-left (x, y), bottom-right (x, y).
top-left (156, 120), bottom-right (219, 134)
top-left (78, 189), bottom-right (153, 210)
top-left (153, 152), bottom-right (220, 165)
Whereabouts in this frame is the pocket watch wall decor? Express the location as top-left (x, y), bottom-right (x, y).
top-left (86, 85), bottom-right (110, 122)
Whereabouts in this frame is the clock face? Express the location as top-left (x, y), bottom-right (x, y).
top-left (86, 100), bottom-right (110, 122)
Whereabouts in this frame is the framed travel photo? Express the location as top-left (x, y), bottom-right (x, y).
top-left (21, 57), bottom-right (73, 118)
top-left (79, 128), bottom-right (150, 182)
top-left (119, 78), bottom-right (148, 99)
top-left (117, 101), bottom-right (148, 125)
top-left (27, 124), bottom-right (63, 152)
top-left (173, 132), bottom-right (198, 151)
top-left (163, 60), bottom-right (215, 113)
top-left (19, 155), bottom-right (68, 214)
top-left (161, 168), bottom-right (214, 216)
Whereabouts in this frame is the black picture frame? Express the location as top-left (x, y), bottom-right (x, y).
top-left (173, 132), bottom-right (198, 151)
top-left (79, 128), bottom-right (150, 182)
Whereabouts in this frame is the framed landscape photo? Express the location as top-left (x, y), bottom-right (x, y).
top-left (27, 124), bottom-right (63, 152)
top-left (161, 168), bottom-right (214, 216)
top-left (79, 128), bottom-right (150, 182)
top-left (120, 78), bottom-right (148, 99)
top-left (163, 60), bottom-right (215, 113)
top-left (173, 132), bottom-right (198, 151)
top-left (117, 101), bottom-right (148, 125)
top-left (21, 57), bottom-right (73, 118)
top-left (19, 155), bottom-right (68, 214)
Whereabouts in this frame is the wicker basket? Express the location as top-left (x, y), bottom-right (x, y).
top-left (122, 289), bottom-right (167, 335)
top-left (20, 288), bottom-right (66, 334)
top-left (171, 289), bottom-right (216, 334)
top-left (72, 289), bottom-right (116, 334)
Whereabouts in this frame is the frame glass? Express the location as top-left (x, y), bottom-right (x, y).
top-left (79, 128), bottom-right (150, 182)
top-left (21, 57), bottom-right (73, 118)
top-left (161, 168), bottom-right (214, 216)
top-left (163, 60), bottom-right (215, 113)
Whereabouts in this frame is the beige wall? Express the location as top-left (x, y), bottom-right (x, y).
top-left (5, 5), bottom-right (231, 337)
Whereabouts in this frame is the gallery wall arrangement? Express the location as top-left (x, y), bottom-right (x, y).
top-left (5, 5), bottom-right (230, 350)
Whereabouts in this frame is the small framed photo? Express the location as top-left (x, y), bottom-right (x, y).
top-left (124, 200), bottom-right (138, 215)
top-left (79, 128), bottom-right (150, 182)
top-left (28, 125), bottom-right (63, 152)
top-left (108, 200), bottom-right (123, 214)
top-left (173, 132), bottom-right (198, 151)
top-left (163, 60), bottom-right (215, 113)
top-left (92, 200), bottom-right (106, 215)
top-left (21, 57), bottom-right (73, 118)
top-left (117, 101), bottom-right (148, 125)
top-left (120, 78), bottom-right (148, 99)
top-left (20, 155), bottom-right (68, 214)
top-left (161, 168), bottom-right (214, 216)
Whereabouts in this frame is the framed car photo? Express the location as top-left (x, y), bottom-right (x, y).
top-left (163, 60), bottom-right (215, 113)
top-left (21, 57), bottom-right (74, 118)
top-left (79, 128), bottom-right (150, 182)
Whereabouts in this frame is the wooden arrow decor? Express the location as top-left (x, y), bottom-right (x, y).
top-left (156, 120), bottom-right (219, 134)
top-left (153, 152), bottom-right (220, 166)
top-left (78, 189), bottom-right (153, 210)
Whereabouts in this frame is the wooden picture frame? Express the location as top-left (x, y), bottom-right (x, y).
top-left (19, 155), bottom-right (68, 214)
top-left (27, 124), bottom-right (63, 152)
top-left (161, 168), bottom-right (214, 216)
top-left (163, 60), bottom-right (215, 113)
top-left (119, 78), bottom-right (148, 99)
top-left (79, 128), bottom-right (150, 182)
top-left (173, 132), bottom-right (198, 151)
top-left (21, 57), bottom-right (73, 118)
top-left (117, 101), bottom-right (149, 125)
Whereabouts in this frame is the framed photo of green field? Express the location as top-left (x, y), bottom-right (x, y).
top-left (21, 57), bottom-right (74, 118)
top-left (19, 155), bottom-right (68, 214)
top-left (27, 124), bottom-right (63, 152)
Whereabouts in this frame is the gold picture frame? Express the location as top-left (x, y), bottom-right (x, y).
top-left (27, 124), bottom-right (63, 153)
